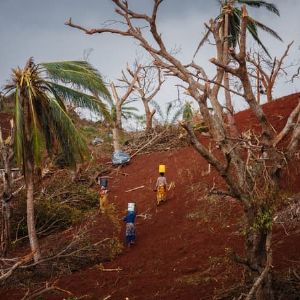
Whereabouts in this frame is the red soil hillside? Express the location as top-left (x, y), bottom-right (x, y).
top-left (1, 94), bottom-right (300, 300)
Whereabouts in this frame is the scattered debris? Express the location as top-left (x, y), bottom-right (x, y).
top-left (124, 126), bottom-right (188, 156)
top-left (91, 137), bottom-right (104, 146)
top-left (168, 181), bottom-right (175, 191)
top-left (97, 263), bottom-right (122, 272)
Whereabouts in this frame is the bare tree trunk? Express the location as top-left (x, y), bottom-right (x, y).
top-left (244, 208), bottom-right (274, 300)
top-left (116, 102), bottom-right (123, 130)
top-left (223, 13), bottom-right (239, 137)
top-left (256, 54), bottom-right (261, 104)
top-left (112, 126), bottom-right (121, 152)
top-left (266, 87), bottom-right (273, 103)
top-left (23, 101), bottom-right (41, 262)
top-left (25, 157), bottom-right (41, 262)
top-left (143, 100), bottom-right (155, 132)
top-left (224, 72), bottom-right (239, 136)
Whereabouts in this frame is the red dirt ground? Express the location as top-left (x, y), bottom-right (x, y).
top-left (1, 94), bottom-right (300, 299)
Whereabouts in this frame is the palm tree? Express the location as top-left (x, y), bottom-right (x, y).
top-left (3, 58), bottom-right (110, 262)
top-left (151, 101), bottom-right (184, 126)
top-left (194, 0), bottom-right (281, 58)
top-left (182, 102), bottom-right (193, 122)
top-left (194, 0), bottom-right (282, 135)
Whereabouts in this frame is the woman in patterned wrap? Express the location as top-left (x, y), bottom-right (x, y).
top-left (123, 209), bottom-right (136, 247)
top-left (155, 172), bottom-right (167, 205)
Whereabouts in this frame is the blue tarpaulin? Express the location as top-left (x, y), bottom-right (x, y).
top-left (112, 150), bottom-right (131, 165)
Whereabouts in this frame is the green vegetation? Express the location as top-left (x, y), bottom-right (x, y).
top-left (12, 172), bottom-right (99, 242)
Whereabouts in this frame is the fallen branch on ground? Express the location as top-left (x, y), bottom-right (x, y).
top-left (21, 236), bottom-right (111, 269)
top-left (168, 181), bottom-right (175, 191)
top-left (0, 252), bottom-right (34, 282)
top-left (125, 185), bottom-right (145, 193)
top-left (97, 264), bottom-right (122, 272)
top-left (293, 269), bottom-right (300, 281)
top-left (137, 212), bottom-right (152, 220)
top-left (21, 280), bottom-right (73, 300)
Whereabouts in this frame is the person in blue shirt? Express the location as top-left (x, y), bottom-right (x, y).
top-left (123, 209), bottom-right (136, 247)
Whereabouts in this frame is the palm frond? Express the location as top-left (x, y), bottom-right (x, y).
top-left (170, 105), bottom-right (184, 124)
top-left (14, 88), bottom-right (23, 165)
top-left (24, 77), bottom-right (43, 166)
top-left (48, 98), bottom-right (89, 165)
top-left (237, 0), bottom-right (280, 16)
top-left (48, 82), bottom-right (111, 122)
top-left (41, 61), bottom-right (111, 100)
top-left (249, 16), bottom-right (282, 41)
top-left (246, 20), bottom-right (271, 57)
top-left (34, 99), bottom-right (54, 156)
top-left (43, 81), bottom-right (67, 110)
top-left (151, 100), bottom-right (164, 121)
top-left (193, 28), bottom-right (212, 58)
top-left (165, 102), bottom-right (173, 120)
top-left (122, 111), bottom-right (142, 121)
top-left (122, 106), bottom-right (139, 113)
top-left (182, 102), bottom-right (193, 122)
top-left (230, 8), bottom-right (241, 48)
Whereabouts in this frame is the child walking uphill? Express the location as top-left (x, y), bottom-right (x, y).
top-left (123, 207), bottom-right (136, 248)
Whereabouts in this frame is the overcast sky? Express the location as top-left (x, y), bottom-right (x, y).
top-left (1, 0), bottom-right (300, 116)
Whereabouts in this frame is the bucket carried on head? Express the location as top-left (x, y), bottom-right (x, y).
top-left (100, 177), bottom-right (108, 188)
top-left (159, 164), bottom-right (166, 173)
top-left (128, 202), bottom-right (135, 212)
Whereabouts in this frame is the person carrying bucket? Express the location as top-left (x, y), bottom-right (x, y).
top-left (123, 202), bottom-right (136, 247)
top-left (155, 164), bottom-right (168, 205)
top-left (98, 177), bottom-right (109, 213)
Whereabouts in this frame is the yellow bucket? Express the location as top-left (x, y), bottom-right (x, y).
top-left (159, 164), bottom-right (166, 173)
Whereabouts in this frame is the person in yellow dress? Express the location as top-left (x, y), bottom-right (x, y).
top-left (155, 172), bottom-right (167, 205)
top-left (99, 186), bottom-right (108, 213)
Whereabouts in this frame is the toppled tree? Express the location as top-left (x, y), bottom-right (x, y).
top-left (66, 1), bottom-right (300, 298)
top-left (3, 59), bottom-right (110, 262)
